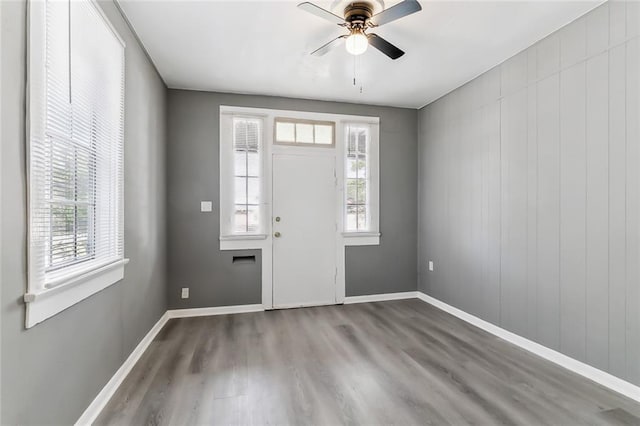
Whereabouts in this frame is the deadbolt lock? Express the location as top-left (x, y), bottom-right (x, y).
top-left (275, 216), bottom-right (281, 222)
top-left (274, 232), bottom-right (281, 238)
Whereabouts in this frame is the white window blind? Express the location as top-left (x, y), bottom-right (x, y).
top-left (29, 0), bottom-right (124, 293)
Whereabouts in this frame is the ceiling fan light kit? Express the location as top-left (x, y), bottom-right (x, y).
top-left (345, 30), bottom-right (368, 55)
top-left (299, 0), bottom-right (422, 60)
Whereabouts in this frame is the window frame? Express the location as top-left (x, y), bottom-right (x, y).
top-left (344, 124), bottom-right (370, 233)
top-left (24, 0), bottom-right (127, 328)
top-left (232, 116), bottom-right (263, 234)
top-left (341, 121), bottom-right (380, 242)
top-left (219, 112), bottom-right (267, 241)
top-left (274, 117), bottom-right (336, 147)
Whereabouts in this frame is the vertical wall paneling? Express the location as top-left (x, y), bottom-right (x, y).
top-left (459, 112), bottom-right (472, 314)
top-left (448, 111), bottom-right (461, 307)
top-left (536, 74), bottom-right (561, 350)
top-left (470, 106), bottom-right (484, 318)
top-left (608, 43), bottom-right (627, 379)
top-left (609, 1), bottom-right (626, 45)
top-left (585, 51), bottom-right (609, 371)
top-left (418, 2), bottom-right (640, 386)
top-left (526, 81), bottom-right (538, 339)
top-left (500, 88), bottom-right (528, 335)
top-left (485, 68), bottom-right (502, 325)
top-left (486, 100), bottom-right (502, 325)
top-left (537, 33), bottom-right (560, 80)
top-left (627, 1), bottom-right (639, 38)
top-left (559, 61), bottom-right (587, 361)
top-left (625, 36), bottom-right (640, 384)
top-left (586, 3), bottom-right (609, 56)
top-left (479, 101), bottom-right (490, 321)
top-left (560, 16), bottom-right (587, 68)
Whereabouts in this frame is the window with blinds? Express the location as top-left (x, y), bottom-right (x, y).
top-left (233, 117), bottom-right (262, 233)
top-left (29, 0), bottom-right (124, 293)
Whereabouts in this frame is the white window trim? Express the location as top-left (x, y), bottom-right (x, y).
top-left (219, 112), bottom-right (268, 240)
top-left (24, 0), bottom-right (127, 328)
top-left (24, 259), bottom-right (129, 328)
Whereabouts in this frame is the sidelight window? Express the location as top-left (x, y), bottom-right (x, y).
top-left (233, 118), bottom-right (262, 233)
top-left (220, 112), bottom-right (265, 239)
top-left (345, 124), bottom-right (370, 232)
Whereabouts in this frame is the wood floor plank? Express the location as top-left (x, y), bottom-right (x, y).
top-left (95, 300), bottom-right (640, 425)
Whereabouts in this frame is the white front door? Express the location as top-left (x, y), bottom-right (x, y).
top-left (272, 152), bottom-right (337, 308)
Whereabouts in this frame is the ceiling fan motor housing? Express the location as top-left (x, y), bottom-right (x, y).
top-left (344, 2), bottom-right (374, 27)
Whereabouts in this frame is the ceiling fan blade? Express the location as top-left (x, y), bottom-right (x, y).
top-left (298, 2), bottom-right (345, 25)
top-left (367, 34), bottom-right (405, 59)
top-left (311, 35), bottom-right (347, 56)
top-left (369, 0), bottom-right (422, 26)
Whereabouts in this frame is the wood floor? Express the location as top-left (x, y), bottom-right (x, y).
top-left (95, 299), bottom-right (640, 425)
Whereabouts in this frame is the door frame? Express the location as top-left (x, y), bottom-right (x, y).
top-left (219, 106), bottom-right (380, 310)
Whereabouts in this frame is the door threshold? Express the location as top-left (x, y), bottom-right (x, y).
top-left (271, 301), bottom-right (339, 310)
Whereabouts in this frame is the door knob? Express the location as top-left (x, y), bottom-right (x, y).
top-left (274, 232), bottom-right (281, 238)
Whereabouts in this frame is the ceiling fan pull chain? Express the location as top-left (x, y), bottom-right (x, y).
top-left (355, 54), bottom-right (363, 94)
top-left (352, 54), bottom-right (357, 86)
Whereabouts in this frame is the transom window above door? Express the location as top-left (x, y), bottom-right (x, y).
top-left (274, 118), bottom-right (335, 146)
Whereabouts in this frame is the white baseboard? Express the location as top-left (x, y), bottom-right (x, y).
top-left (344, 291), bottom-right (418, 304)
top-left (416, 291), bottom-right (640, 403)
top-left (75, 311), bottom-right (170, 425)
top-left (167, 303), bottom-right (264, 318)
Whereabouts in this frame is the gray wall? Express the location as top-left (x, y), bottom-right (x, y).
top-left (167, 90), bottom-right (417, 308)
top-left (418, 1), bottom-right (640, 386)
top-left (0, 1), bottom-right (168, 424)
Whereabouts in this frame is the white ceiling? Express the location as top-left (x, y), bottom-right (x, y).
top-left (118, 0), bottom-right (601, 109)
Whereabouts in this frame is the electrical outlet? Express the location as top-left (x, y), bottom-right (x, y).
top-left (428, 261), bottom-right (434, 272)
top-left (181, 287), bottom-right (189, 299)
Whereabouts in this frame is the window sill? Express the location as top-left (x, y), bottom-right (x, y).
top-left (220, 234), bottom-right (268, 251)
top-left (24, 258), bottom-right (129, 328)
top-left (219, 234), bottom-right (268, 241)
top-left (342, 232), bottom-right (380, 246)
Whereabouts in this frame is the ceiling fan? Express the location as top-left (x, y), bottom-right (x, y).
top-left (298, 0), bottom-right (422, 60)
